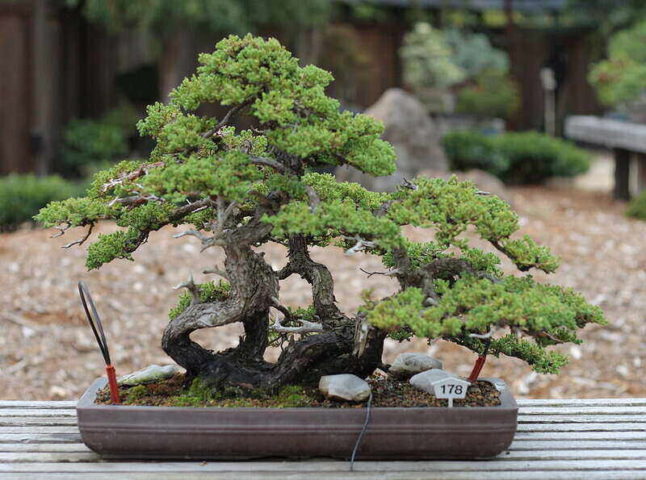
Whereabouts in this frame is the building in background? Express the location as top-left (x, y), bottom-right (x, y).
top-left (0, 0), bottom-right (604, 175)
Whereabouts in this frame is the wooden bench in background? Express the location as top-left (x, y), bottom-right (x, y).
top-left (0, 398), bottom-right (645, 479)
top-left (565, 115), bottom-right (646, 200)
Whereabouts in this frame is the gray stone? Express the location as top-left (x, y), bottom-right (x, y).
top-left (409, 369), bottom-right (459, 395)
top-left (319, 374), bottom-right (371, 402)
top-left (118, 364), bottom-right (182, 386)
top-left (335, 88), bottom-right (447, 192)
top-left (389, 353), bottom-right (443, 379)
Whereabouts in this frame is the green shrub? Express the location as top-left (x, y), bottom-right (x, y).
top-left (0, 175), bottom-right (82, 231)
top-left (494, 132), bottom-right (590, 184)
top-left (589, 20), bottom-right (646, 107)
top-left (61, 104), bottom-right (139, 176)
top-left (442, 131), bottom-right (590, 184)
top-left (442, 131), bottom-right (509, 176)
top-left (456, 69), bottom-right (520, 119)
top-left (626, 190), bottom-right (646, 220)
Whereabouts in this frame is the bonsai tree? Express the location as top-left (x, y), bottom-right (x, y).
top-left (38, 35), bottom-right (605, 392)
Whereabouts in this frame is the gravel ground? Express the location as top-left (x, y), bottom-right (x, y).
top-left (0, 186), bottom-right (644, 400)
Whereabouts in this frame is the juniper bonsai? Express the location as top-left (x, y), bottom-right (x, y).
top-left (38, 34), bottom-right (605, 391)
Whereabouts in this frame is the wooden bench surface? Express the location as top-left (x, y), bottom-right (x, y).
top-left (0, 398), bottom-right (645, 479)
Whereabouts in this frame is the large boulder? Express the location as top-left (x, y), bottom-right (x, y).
top-left (336, 88), bottom-right (448, 191)
top-left (319, 374), bottom-right (371, 402)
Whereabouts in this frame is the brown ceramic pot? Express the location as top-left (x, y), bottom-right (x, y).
top-left (77, 378), bottom-right (517, 460)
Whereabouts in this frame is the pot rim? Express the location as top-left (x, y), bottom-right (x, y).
top-left (79, 377), bottom-right (518, 412)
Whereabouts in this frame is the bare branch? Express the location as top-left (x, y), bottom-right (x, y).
top-left (203, 265), bottom-right (228, 279)
top-left (174, 275), bottom-right (201, 304)
top-left (173, 229), bottom-right (223, 251)
top-left (251, 156), bottom-right (288, 173)
top-left (359, 267), bottom-right (399, 278)
top-left (62, 223), bottom-right (94, 249)
top-left (201, 100), bottom-right (252, 139)
top-left (344, 236), bottom-right (376, 255)
top-left (51, 223), bottom-right (71, 238)
top-left (270, 316), bottom-right (323, 335)
top-left (101, 162), bottom-right (165, 193)
top-left (401, 178), bottom-right (418, 190)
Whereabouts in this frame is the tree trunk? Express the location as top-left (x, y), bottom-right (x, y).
top-left (161, 231), bottom-right (386, 391)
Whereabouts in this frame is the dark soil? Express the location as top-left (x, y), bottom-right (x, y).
top-left (96, 374), bottom-right (501, 408)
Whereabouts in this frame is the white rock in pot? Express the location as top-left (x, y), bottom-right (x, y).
top-left (409, 369), bottom-right (459, 394)
top-left (389, 353), bottom-right (443, 378)
top-left (319, 374), bottom-right (371, 402)
top-left (118, 364), bottom-right (182, 386)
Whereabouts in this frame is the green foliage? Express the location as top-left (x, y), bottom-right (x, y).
top-left (456, 69), bottom-right (520, 119)
top-left (442, 131), bottom-right (509, 176)
top-left (400, 23), bottom-right (466, 91)
top-left (443, 131), bottom-right (590, 184)
top-left (67, 0), bottom-right (329, 36)
top-left (61, 105), bottom-right (139, 176)
top-left (366, 276), bottom-right (605, 374)
top-left (443, 29), bottom-right (508, 78)
top-left (401, 24), bottom-right (517, 117)
top-left (589, 20), bottom-right (646, 107)
top-left (626, 190), bottom-right (646, 220)
top-left (169, 281), bottom-right (231, 320)
top-left (0, 175), bottom-right (81, 231)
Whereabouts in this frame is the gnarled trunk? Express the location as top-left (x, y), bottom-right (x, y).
top-left (161, 233), bottom-right (386, 391)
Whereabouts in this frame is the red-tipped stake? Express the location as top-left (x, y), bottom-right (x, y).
top-left (78, 282), bottom-right (121, 404)
top-left (467, 331), bottom-right (493, 383)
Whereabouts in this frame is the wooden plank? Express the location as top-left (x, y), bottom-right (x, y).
top-left (519, 406), bottom-right (646, 415)
top-left (518, 415), bottom-right (646, 423)
top-left (0, 433), bottom-right (82, 443)
top-left (514, 431), bottom-right (646, 441)
top-left (1, 459), bottom-right (645, 473)
top-left (517, 398), bottom-right (646, 406)
top-left (0, 472), bottom-right (645, 480)
top-left (1, 449), bottom-right (645, 464)
top-left (0, 409), bottom-right (76, 417)
top-left (0, 401), bottom-right (76, 408)
top-left (0, 417), bottom-right (78, 426)
top-left (511, 440), bottom-right (646, 450)
top-left (0, 426), bottom-right (79, 434)
top-left (516, 423), bottom-right (645, 432)
top-left (0, 443), bottom-right (91, 453)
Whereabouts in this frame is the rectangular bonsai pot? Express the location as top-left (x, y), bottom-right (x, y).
top-left (77, 378), bottom-right (517, 460)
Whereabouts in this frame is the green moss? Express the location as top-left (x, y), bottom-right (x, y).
top-left (122, 384), bottom-right (148, 403)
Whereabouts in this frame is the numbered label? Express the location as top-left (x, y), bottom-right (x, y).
top-left (432, 377), bottom-right (470, 408)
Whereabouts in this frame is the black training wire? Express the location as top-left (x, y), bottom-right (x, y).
top-left (349, 391), bottom-right (373, 472)
top-left (78, 281), bottom-right (111, 365)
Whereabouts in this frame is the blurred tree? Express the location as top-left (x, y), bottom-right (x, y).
top-left (588, 20), bottom-right (646, 109)
top-left (565, 0), bottom-right (646, 37)
top-left (65, 0), bottom-right (330, 97)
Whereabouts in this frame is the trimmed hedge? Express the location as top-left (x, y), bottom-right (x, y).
top-left (443, 131), bottom-right (591, 184)
top-left (626, 190), bottom-right (646, 220)
top-left (0, 175), bottom-right (82, 231)
top-left (441, 131), bottom-right (509, 177)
